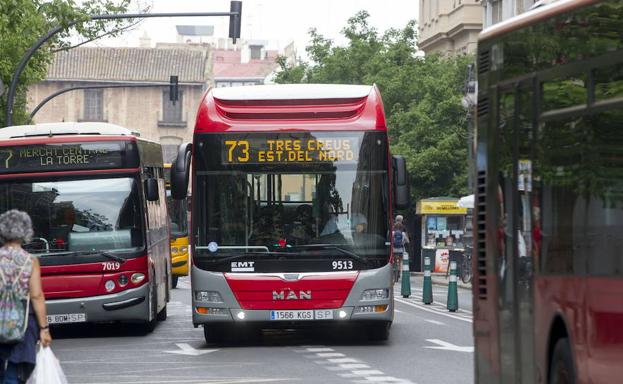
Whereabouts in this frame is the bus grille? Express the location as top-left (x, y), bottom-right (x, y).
top-left (475, 170), bottom-right (487, 300)
top-left (478, 49), bottom-right (490, 74)
top-left (477, 97), bottom-right (489, 118)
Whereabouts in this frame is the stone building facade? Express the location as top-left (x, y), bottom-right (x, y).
top-left (27, 45), bottom-right (211, 162)
top-left (482, 0), bottom-right (539, 28)
top-left (418, 0), bottom-right (484, 55)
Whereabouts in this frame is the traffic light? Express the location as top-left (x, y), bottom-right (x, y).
top-left (229, 1), bottom-right (242, 44)
top-left (169, 75), bottom-right (178, 106)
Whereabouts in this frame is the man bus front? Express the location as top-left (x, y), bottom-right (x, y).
top-left (170, 84), bottom-right (409, 344)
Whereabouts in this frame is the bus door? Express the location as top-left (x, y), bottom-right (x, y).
top-left (496, 80), bottom-right (538, 383)
top-left (582, 108), bottom-right (623, 382)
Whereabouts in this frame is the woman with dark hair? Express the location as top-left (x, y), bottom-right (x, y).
top-left (0, 210), bottom-right (52, 384)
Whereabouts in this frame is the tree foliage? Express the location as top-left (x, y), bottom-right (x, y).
top-left (274, 11), bottom-right (472, 204)
top-left (0, 0), bottom-right (145, 127)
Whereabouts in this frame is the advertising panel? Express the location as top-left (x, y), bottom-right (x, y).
top-left (434, 248), bottom-right (450, 273)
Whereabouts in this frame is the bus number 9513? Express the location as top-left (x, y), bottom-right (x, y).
top-left (332, 260), bottom-right (353, 270)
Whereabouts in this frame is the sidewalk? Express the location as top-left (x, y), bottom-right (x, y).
top-left (410, 272), bottom-right (472, 290)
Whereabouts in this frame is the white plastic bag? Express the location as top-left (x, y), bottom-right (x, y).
top-left (26, 346), bottom-right (68, 384)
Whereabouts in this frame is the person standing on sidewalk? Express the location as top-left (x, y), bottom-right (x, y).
top-left (0, 210), bottom-right (52, 384)
top-left (392, 215), bottom-right (410, 283)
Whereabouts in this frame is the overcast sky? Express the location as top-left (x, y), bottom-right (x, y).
top-left (95, 0), bottom-right (419, 58)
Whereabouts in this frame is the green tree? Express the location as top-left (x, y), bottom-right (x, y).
top-left (274, 11), bottom-right (471, 202)
top-left (0, 0), bottom-right (144, 127)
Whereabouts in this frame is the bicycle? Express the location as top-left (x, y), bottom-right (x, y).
top-left (443, 252), bottom-right (472, 284)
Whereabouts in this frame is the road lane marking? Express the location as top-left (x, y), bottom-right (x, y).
top-left (76, 379), bottom-right (295, 384)
top-left (164, 343), bottom-right (219, 356)
top-left (353, 377), bottom-right (410, 383)
top-left (325, 364), bottom-right (371, 370)
top-left (326, 358), bottom-right (360, 364)
top-left (316, 352), bottom-right (345, 358)
top-left (397, 295), bottom-right (473, 317)
top-left (394, 294), bottom-right (473, 316)
top-left (424, 339), bottom-right (474, 353)
top-left (425, 319), bottom-right (445, 325)
top-left (395, 298), bottom-right (472, 323)
top-left (305, 347), bottom-right (334, 352)
top-left (339, 373), bottom-right (363, 378)
top-left (300, 345), bottom-right (414, 384)
top-left (352, 370), bottom-right (384, 375)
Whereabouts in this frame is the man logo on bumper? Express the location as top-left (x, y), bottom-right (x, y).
top-left (272, 290), bottom-right (312, 300)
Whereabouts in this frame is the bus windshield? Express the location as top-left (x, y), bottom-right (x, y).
top-left (0, 177), bottom-right (144, 256)
top-left (193, 132), bottom-right (390, 269)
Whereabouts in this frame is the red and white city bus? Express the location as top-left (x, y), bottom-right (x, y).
top-left (170, 84), bottom-right (409, 343)
top-left (474, 1), bottom-right (623, 383)
top-left (0, 123), bottom-right (170, 331)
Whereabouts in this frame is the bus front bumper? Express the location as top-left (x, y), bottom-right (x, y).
top-left (192, 304), bottom-right (393, 327)
top-left (46, 284), bottom-right (150, 325)
top-left (191, 263), bottom-right (395, 327)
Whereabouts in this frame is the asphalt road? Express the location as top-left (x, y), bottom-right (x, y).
top-left (50, 276), bottom-right (474, 384)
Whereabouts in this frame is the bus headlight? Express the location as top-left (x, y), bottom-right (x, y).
top-left (171, 247), bottom-right (179, 254)
top-left (180, 246), bottom-right (188, 253)
top-left (131, 273), bottom-right (146, 284)
top-left (361, 289), bottom-right (389, 301)
top-left (194, 291), bottom-right (223, 303)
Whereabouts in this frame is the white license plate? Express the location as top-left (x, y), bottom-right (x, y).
top-left (270, 310), bottom-right (334, 321)
top-left (47, 313), bottom-right (86, 324)
top-left (314, 309), bottom-right (334, 320)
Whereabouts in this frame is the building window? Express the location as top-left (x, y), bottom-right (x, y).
top-left (83, 89), bottom-right (104, 121)
top-left (250, 45), bottom-right (263, 60)
top-left (160, 89), bottom-right (185, 127)
top-left (492, 0), bottom-right (503, 24)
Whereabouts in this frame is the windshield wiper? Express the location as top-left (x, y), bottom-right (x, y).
top-left (290, 244), bottom-right (370, 265)
top-left (74, 251), bottom-right (126, 264)
top-left (201, 251), bottom-right (287, 264)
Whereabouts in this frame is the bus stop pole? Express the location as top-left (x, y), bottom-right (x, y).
top-left (447, 260), bottom-right (458, 312)
top-left (400, 250), bottom-right (411, 298)
top-left (422, 256), bottom-right (433, 304)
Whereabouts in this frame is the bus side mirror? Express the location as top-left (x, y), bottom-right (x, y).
top-left (393, 155), bottom-right (410, 209)
top-left (171, 143), bottom-right (192, 200)
top-left (145, 178), bottom-right (159, 201)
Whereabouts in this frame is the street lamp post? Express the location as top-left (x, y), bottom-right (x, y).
top-left (4, 1), bottom-right (242, 127)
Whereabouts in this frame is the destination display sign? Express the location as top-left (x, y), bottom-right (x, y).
top-left (0, 142), bottom-right (128, 174)
top-left (222, 135), bottom-right (360, 164)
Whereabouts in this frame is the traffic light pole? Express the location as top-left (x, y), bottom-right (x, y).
top-left (5, 1), bottom-right (242, 127)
